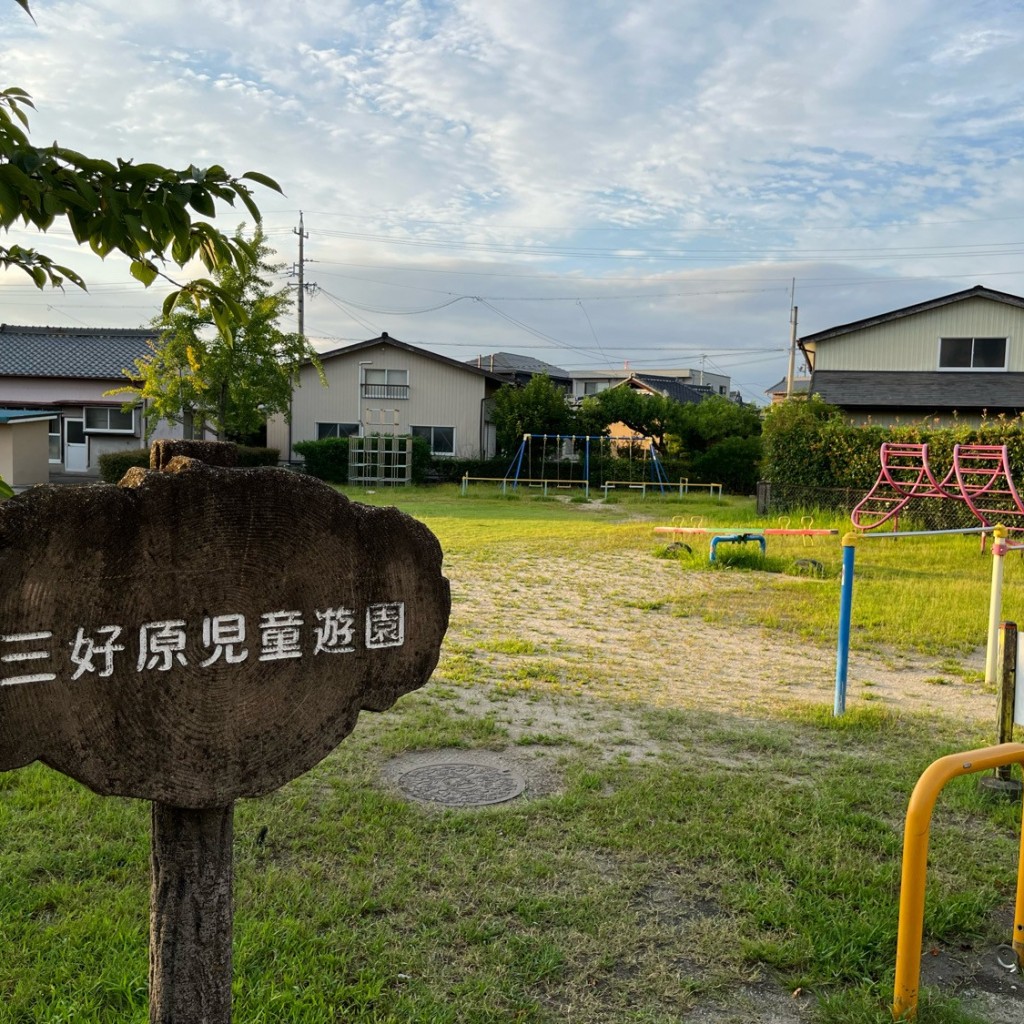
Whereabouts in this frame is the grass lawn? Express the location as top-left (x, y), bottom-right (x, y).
top-left (1, 485), bottom-right (1022, 1023)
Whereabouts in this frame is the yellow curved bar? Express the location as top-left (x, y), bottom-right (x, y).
top-left (893, 742), bottom-right (1024, 1020)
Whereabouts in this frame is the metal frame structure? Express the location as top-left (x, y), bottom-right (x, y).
top-left (853, 442), bottom-right (1024, 532)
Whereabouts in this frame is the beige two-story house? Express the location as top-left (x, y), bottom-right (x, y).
top-left (801, 285), bottom-right (1024, 425)
top-left (268, 333), bottom-right (507, 462)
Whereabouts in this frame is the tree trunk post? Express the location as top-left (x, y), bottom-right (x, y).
top-left (149, 802), bottom-right (235, 1024)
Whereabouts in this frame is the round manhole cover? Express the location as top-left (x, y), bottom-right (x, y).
top-left (397, 762), bottom-right (525, 806)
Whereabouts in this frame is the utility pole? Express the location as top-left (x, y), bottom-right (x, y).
top-left (287, 212), bottom-right (311, 463)
top-left (294, 211), bottom-right (308, 342)
top-left (786, 278), bottom-right (798, 399)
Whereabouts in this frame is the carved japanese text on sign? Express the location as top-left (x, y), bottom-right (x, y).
top-left (0, 459), bottom-right (450, 808)
top-left (1, 604), bottom-right (406, 686)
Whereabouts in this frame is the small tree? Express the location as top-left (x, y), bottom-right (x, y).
top-left (491, 374), bottom-right (575, 456)
top-left (114, 228), bottom-right (322, 441)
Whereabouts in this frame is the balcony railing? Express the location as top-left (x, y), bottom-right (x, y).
top-left (361, 384), bottom-right (410, 400)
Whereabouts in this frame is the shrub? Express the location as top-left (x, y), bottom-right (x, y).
top-left (97, 447), bottom-right (150, 483)
top-left (761, 398), bottom-right (1024, 495)
top-left (294, 438), bottom-right (349, 483)
top-left (237, 446), bottom-right (279, 467)
top-left (690, 435), bottom-right (763, 494)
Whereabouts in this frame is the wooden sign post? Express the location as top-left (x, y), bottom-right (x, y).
top-left (0, 452), bottom-right (450, 1022)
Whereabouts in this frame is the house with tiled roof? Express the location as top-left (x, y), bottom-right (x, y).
top-left (570, 365), bottom-right (732, 402)
top-left (765, 376), bottom-right (811, 404)
top-left (625, 373), bottom-right (714, 405)
top-left (800, 285), bottom-right (1024, 424)
top-left (0, 324), bottom-right (182, 483)
top-left (467, 352), bottom-right (573, 390)
top-left (267, 332), bottom-right (508, 461)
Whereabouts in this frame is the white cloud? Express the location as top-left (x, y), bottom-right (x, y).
top-left (3, 0), bottom-right (1024, 400)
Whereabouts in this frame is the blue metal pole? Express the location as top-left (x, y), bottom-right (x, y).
top-left (835, 533), bottom-right (857, 716)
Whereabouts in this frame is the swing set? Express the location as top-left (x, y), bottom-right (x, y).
top-left (505, 433), bottom-right (670, 498)
top-left (459, 433), bottom-right (671, 497)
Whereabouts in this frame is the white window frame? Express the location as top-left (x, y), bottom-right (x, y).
top-left (937, 336), bottom-right (1008, 372)
top-left (84, 406), bottom-right (136, 433)
top-left (48, 417), bottom-right (61, 463)
top-left (411, 425), bottom-right (455, 457)
top-left (363, 368), bottom-right (408, 386)
top-left (361, 367), bottom-right (410, 400)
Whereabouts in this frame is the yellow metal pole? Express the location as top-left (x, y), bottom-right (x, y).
top-left (985, 525), bottom-right (1009, 688)
top-left (893, 742), bottom-right (1024, 1021)
top-left (1016, 796), bottom-right (1024, 963)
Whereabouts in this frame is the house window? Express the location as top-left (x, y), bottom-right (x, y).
top-left (583, 380), bottom-right (609, 396)
top-left (938, 337), bottom-right (1007, 370)
top-left (316, 422), bottom-right (359, 439)
top-left (48, 419), bottom-right (60, 462)
top-left (84, 406), bottom-right (136, 433)
top-left (362, 368), bottom-right (409, 399)
top-left (411, 425), bottom-right (455, 456)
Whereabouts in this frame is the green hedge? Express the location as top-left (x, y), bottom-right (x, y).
top-left (236, 445), bottom-right (279, 467)
top-left (762, 398), bottom-right (1024, 492)
top-left (97, 448), bottom-right (150, 483)
top-left (294, 436), bottom-right (434, 485)
top-left (294, 438), bottom-right (349, 483)
top-left (98, 444), bottom-right (279, 483)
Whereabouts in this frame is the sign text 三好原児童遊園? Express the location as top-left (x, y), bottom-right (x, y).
top-left (1, 603), bottom-right (406, 686)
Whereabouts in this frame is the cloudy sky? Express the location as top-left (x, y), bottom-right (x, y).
top-left (3, 0), bottom-right (1024, 401)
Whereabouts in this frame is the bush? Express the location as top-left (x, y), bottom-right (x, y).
top-left (761, 398), bottom-right (1024, 496)
top-left (428, 457), bottom-right (515, 484)
top-left (294, 438), bottom-right (349, 483)
top-left (236, 446), bottom-right (279, 467)
top-left (410, 435), bottom-right (432, 484)
top-left (690, 435), bottom-right (763, 494)
top-left (97, 447), bottom-right (150, 483)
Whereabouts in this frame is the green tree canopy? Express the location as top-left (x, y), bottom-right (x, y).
top-left (491, 374), bottom-right (575, 456)
top-left (576, 384), bottom-right (680, 448)
top-left (112, 227), bottom-right (321, 441)
top-left (1, 1), bottom-right (281, 320)
top-left (670, 394), bottom-right (762, 453)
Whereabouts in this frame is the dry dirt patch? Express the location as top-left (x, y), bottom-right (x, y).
top-left (442, 543), bottom-right (993, 724)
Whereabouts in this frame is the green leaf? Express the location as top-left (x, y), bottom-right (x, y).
top-left (0, 475), bottom-right (13, 500)
top-left (188, 188), bottom-right (216, 217)
top-left (129, 259), bottom-right (158, 286)
top-left (241, 171), bottom-right (283, 194)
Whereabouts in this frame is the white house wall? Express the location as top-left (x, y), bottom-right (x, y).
top-left (813, 298), bottom-right (1024, 371)
top-left (272, 342), bottom-right (491, 460)
top-left (0, 377), bottom-right (127, 404)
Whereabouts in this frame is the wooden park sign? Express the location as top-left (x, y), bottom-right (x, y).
top-left (0, 447), bottom-right (450, 1022)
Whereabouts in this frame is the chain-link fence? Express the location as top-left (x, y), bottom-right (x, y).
top-left (756, 481), bottom-right (987, 531)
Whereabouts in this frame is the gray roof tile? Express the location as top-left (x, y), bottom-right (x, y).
top-left (0, 325), bottom-right (156, 380)
top-left (631, 374), bottom-right (709, 405)
top-left (811, 370), bottom-right (1024, 410)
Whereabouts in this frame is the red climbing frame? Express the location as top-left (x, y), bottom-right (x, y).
top-left (851, 444), bottom-right (954, 530)
top-left (852, 443), bottom-right (1024, 532)
top-left (954, 444), bottom-right (1024, 528)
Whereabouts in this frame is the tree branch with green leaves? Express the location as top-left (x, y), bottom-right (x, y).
top-left (1, 0), bottom-right (283, 321)
top-left (111, 227), bottom-right (323, 443)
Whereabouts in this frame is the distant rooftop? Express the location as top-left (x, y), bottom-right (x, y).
top-left (468, 352), bottom-right (572, 379)
top-left (630, 374), bottom-right (711, 405)
top-left (765, 377), bottom-right (811, 395)
top-left (0, 407), bottom-right (59, 424)
top-left (0, 325), bottom-right (156, 380)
